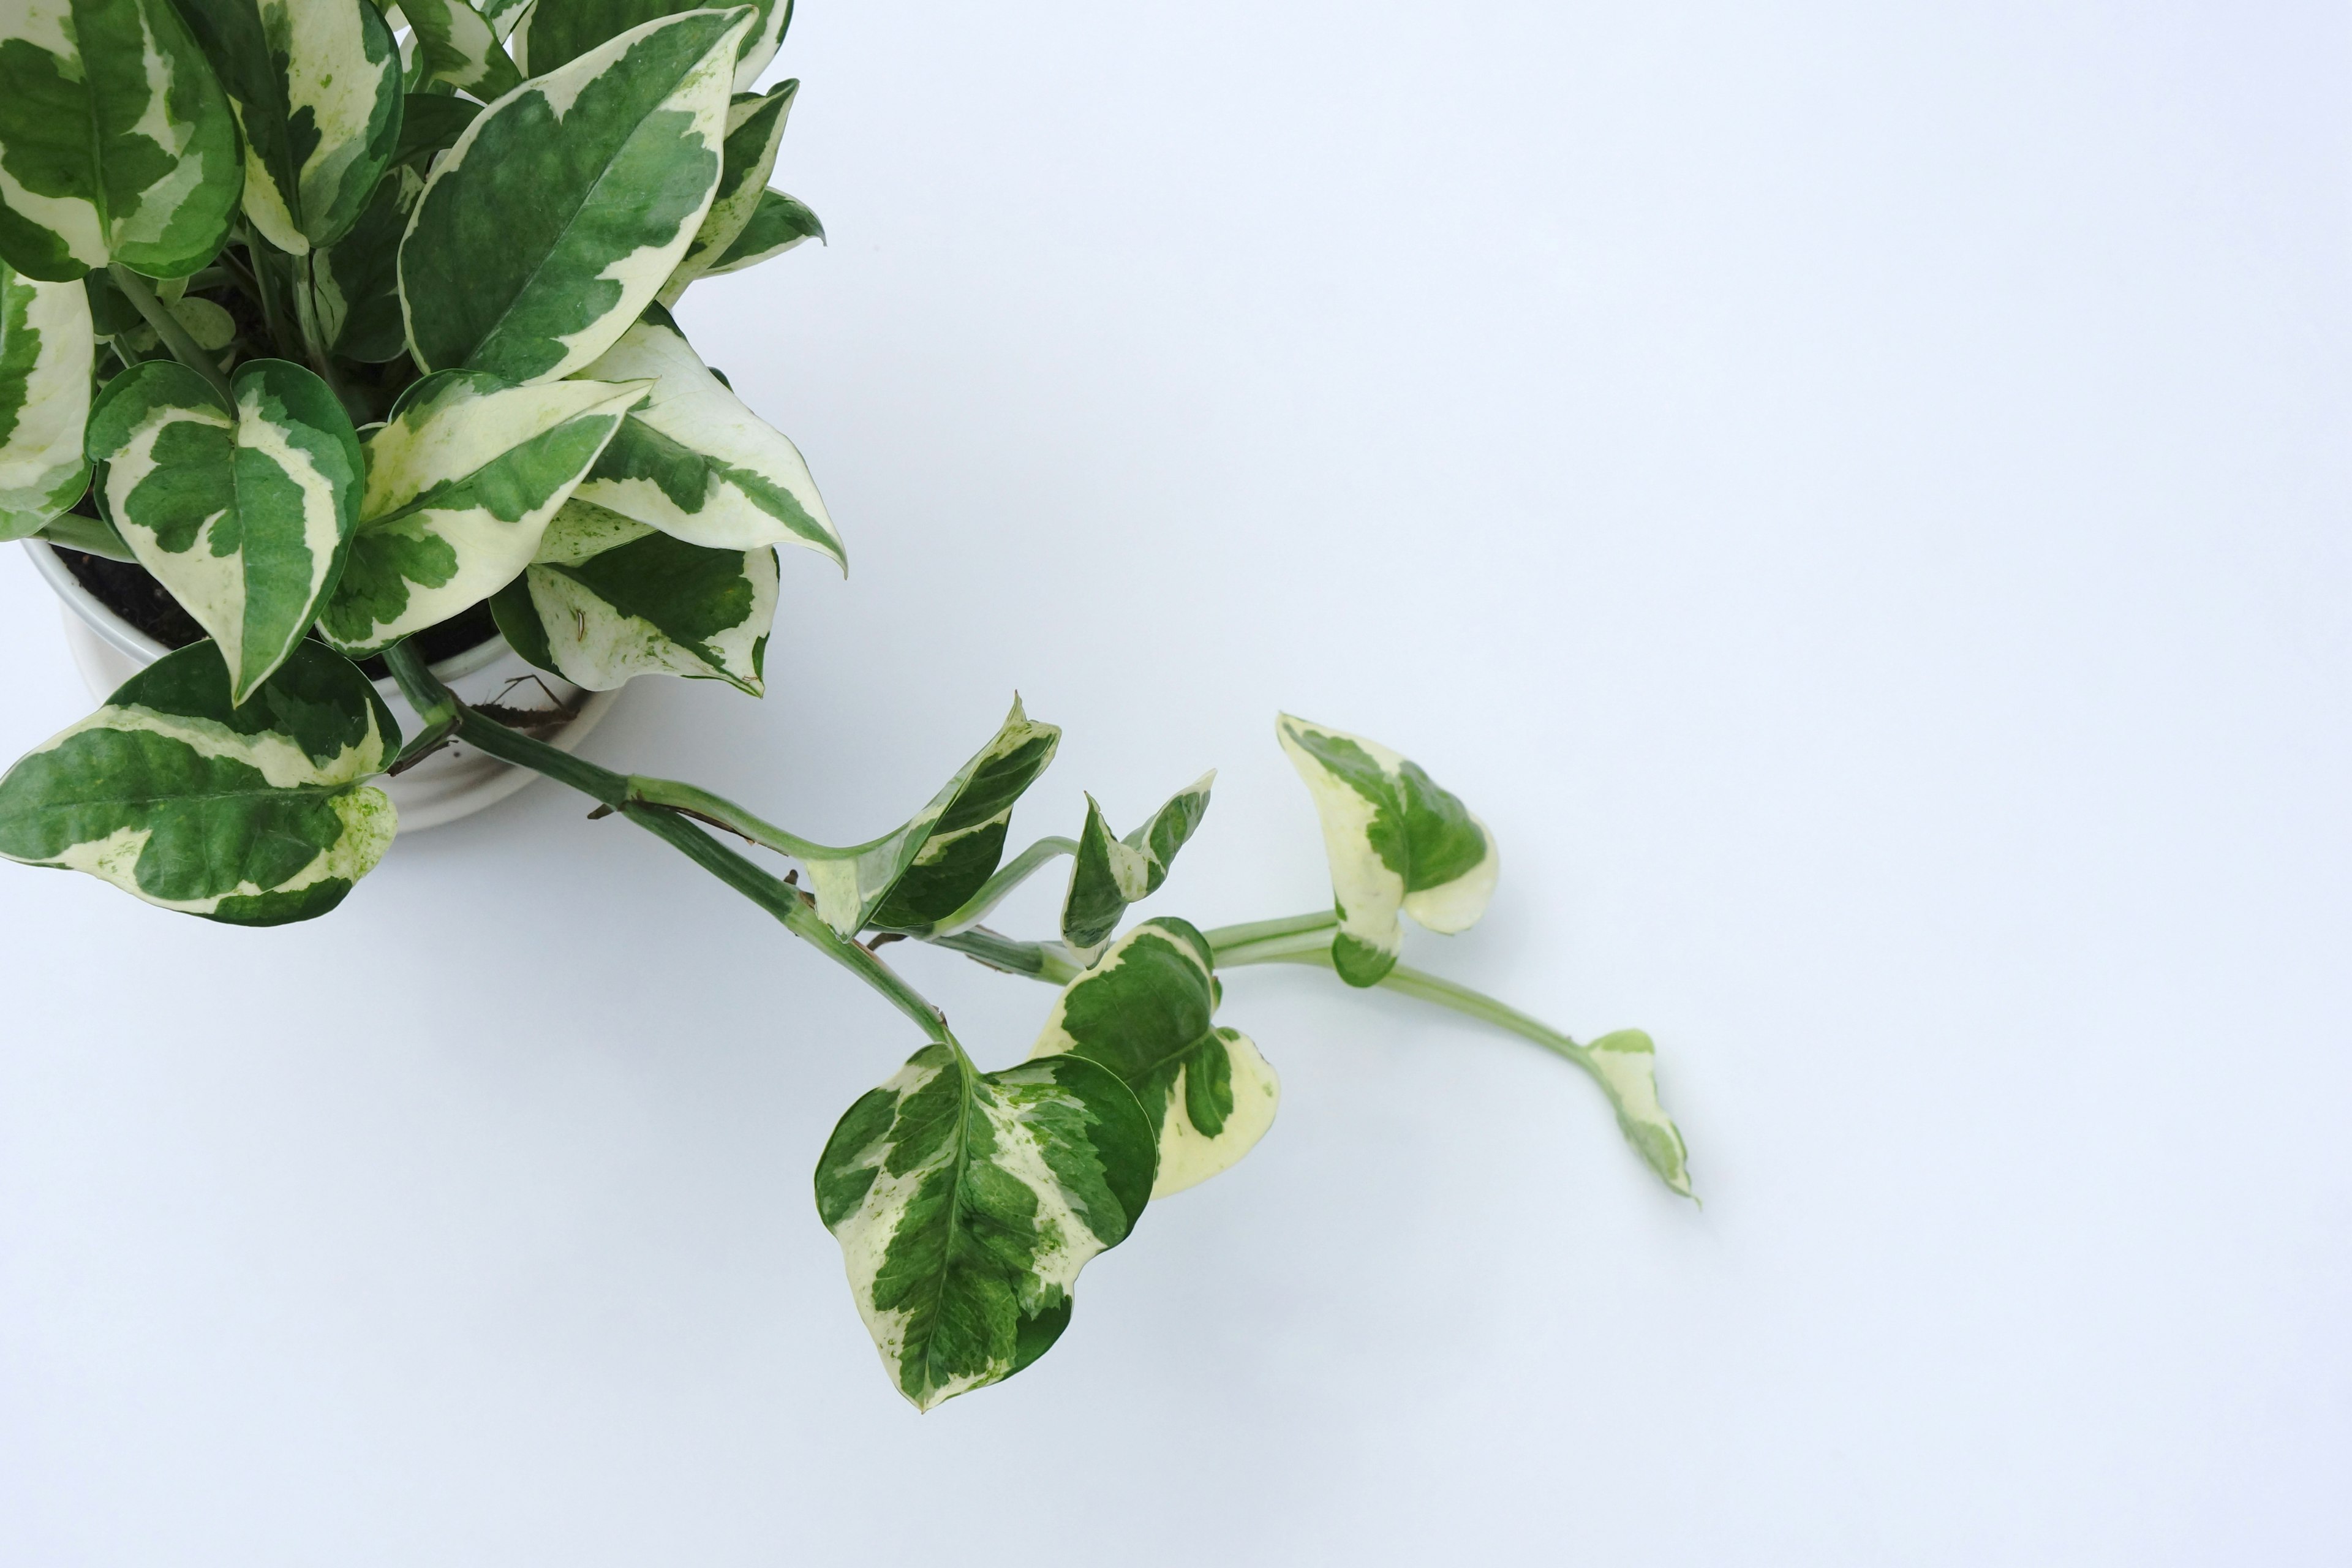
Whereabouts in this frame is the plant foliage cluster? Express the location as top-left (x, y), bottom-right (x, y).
top-left (0, 0), bottom-right (1692, 1409)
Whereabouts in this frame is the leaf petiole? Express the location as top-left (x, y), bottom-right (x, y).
top-left (106, 265), bottom-right (232, 399)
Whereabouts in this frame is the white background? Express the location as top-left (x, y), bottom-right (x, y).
top-left (2, 1), bottom-right (2346, 1561)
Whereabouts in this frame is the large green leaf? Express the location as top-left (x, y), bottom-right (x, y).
top-left (703, 186), bottom-right (821, 276)
top-left (396, 0), bottom-right (521, 100)
top-left (398, 7), bottom-right (750, 384)
top-left (1030, 918), bottom-right (1280, 1197)
top-left (316, 371), bottom-right (646, 654)
top-left (1060, 773), bottom-right (1214, 959)
top-left (799, 699), bottom-right (1061, 937)
top-left (815, 1038), bottom-right (1155, 1411)
top-left (656, 80), bottom-right (794, 306)
top-left (514, 0), bottom-right (790, 92)
top-left (0, 639), bottom-right (399, 924)
top-left (0, 0), bottom-right (244, 280)
top-left (176, 0), bottom-right (405, 254)
top-left (489, 497), bottom-right (775, 694)
top-left (88, 358), bottom-right (364, 704)
top-left (571, 306), bottom-right (840, 561)
top-left (0, 258), bottom-right (92, 538)
top-left (1277, 714), bottom-right (1499, 987)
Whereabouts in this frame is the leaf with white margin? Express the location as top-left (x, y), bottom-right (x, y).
top-left (489, 497), bottom-right (775, 693)
top-left (176, 0), bottom-right (405, 253)
top-left (1060, 772), bottom-right (1215, 959)
top-left (0, 0), bottom-right (245, 280)
top-left (570, 306), bottom-right (839, 561)
top-left (815, 1036), bottom-right (1155, 1411)
top-left (655, 80), bottom-right (796, 306)
top-left (315, 162), bottom-right (425, 362)
top-left (514, 0), bottom-right (789, 92)
top-left (398, 7), bottom-right (750, 385)
top-left (704, 186), bottom-right (821, 276)
top-left (395, 0), bottom-right (522, 100)
top-left (1580, 1029), bottom-right (1693, 1199)
top-left (798, 699), bottom-right (1061, 938)
top-left (1277, 713), bottom-right (1499, 987)
top-left (0, 639), bottom-right (399, 925)
top-left (1029, 918), bottom-right (1279, 1197)
top-left (315, 371), bottom-right (647, 654)
top-left (89, 358), bottom-right (364, 705)
top-left (478, 0), bottom-right (530, 40)
top-left (0, 259), bottom-right (93, 540)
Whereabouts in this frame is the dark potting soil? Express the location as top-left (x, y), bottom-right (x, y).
top-left (53, 548), bottom-right (499, 679)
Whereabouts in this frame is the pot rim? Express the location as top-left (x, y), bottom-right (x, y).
top-left (23, 539), bottom-right (512, 685)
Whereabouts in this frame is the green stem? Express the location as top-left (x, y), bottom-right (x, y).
top-left (240, 232), bottom-right (295, 361)
top-left (624, 775), bottom-right (827, 858)
top-left (107, 264), bottom-right (232, 399)
top-left (1244, 940), bottom-right (1594, 1072)
top-left (929, 927), bottom-right (1082, 984)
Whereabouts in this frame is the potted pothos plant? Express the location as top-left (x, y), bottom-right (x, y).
top-left (0, 0), bottom-right (1695, 1411)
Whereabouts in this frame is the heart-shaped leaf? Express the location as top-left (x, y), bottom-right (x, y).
top-left (89, 358), bottom-right (364, 704)
top-left (1030, 918), bottom-right (1280, 1197)
top-left (1, 258), bottom-right (92, 538)
top-left (316, 370), bottom-right (647, 654)
top-left (490, 497), bottom-right (777, 694)
top-left (399, 7), bottom-right (750, 384)
top-left (815, 1038), bottom-right (1155, 1411)
top-left (0, 639), bottom-right (399, 924)
top-left (657, 79), bottom-right (796, 306)
top-left (1060, 772), bottom-right (1214, 958)
top-left (1277, 714), bottom-right (1499, 987)
top-left (176, 0), bottom-right (405, 253)
top-left (0, 0), bottom-right (244, 280)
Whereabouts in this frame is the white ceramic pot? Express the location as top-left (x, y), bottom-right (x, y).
top-left (24, 541), bottom-right (622, 832)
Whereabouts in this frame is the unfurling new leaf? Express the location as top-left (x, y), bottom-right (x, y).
top-left (1060, 773), bottom-right (1213, 958)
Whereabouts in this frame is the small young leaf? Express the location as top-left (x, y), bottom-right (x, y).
top-left (1060, 772), bottom-right (1215, 958)
top-left (1030, 918), bottom-right (1280, 1197)
top-left (571, 306), bottom-right (840, 562)
top-left (815, 1037), bottom-right (1155, 1411)
top-left (316, 371), bottom-right (648, 654)
top-left (657, 80), bottom-right (796, 306)
top-left (1582, 1030), bottom-right (1693, 1199)
top-left (0, 639), bottom-right (400, 924)
top-left (88, 358), bottom-right (364, 704)
top-left (704, 187), bottom-right (823, 276)
top-left (176, 0), bottom-right (405, 253)
top-left (399, 7), bottom-right (752, 384)
top-left (0, 0), bottom-right (245, 280)
top-left (397, 0), bottom-right (522, 100)
top-left (1277, 714), bottom-right (1499, 987)
top-left (799, 699), bottom-right (1061, 937)
top-left (0, 259), bottom-right (93, 540)
top-left (491, 498), bottom-right (777, 694)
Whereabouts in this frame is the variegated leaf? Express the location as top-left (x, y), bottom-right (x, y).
top-left (1580, 1029), bottom-right (1693, 1199)
top-left (0, 259), bottom-right (93, 539)
top-left (396, 0), bottom-right (521, 100)
top-left (704, 186), bottom-right (821, 276)
top-left (0, 639), bottom-right (399, 924)
top-left (571, 306), bottom-right (840, 562)
top-left (657, 80), bottom-right (794, 306)
top-left (399, 7), bottom-right (750, 384)
top-left (514, 0), bottom-right (788, 92)
top-left (1060, 772), bottom-right (1215, 958)
top-left (797, 699), bottom-right (1061, 938)
top-left (489, 497), bottom-right (775, 694)
top-left (314, 161), bottom-right (424, 362)
top-left (478, 0), bottom-right (530, 41)
top-left (88, 358), bottom-right (364, 704)
top-left (815, 1038), bottom-right (1155, 1411)
top-left (0, 0), bottom-right (244, 280)
top-left (1278, 714), bottom-right (1499, 987)
top-left (1030, 918), bottom-right (1279, 1197)
top-left (316, 371), bottom-right (647, 654)
top-left (176, 0), bottom-right (405, 254)
top-left (389, 89), bottom-right (480, 173)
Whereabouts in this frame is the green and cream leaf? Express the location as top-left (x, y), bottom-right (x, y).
top-left (1060, 772), bottom-right (1214, 959)
top-left (1277, 714), bottom-right (1499, 987)
top-left (514, 0), bottom-right (788, 91)
top-left (706, 186), bottom-right (821, 276)
top-left (571, 307), bottom-right (840, 562)
top-left (0, 0), bottom-right (245, 279)
top-left (88, 358), bottom-right (364, 704)
top-left (0, 639), bottom-right (399, 924)
top-left (395, 0), bottom-right (522, 100)
top-left (1580, 1029), bottom-right (1693, 1200)
top-left (657, 80), bottom-right (796, 306)
top-left (317, 371), bottom-right (647, 654)
top-left (0, 259), bottom-right (93, 540)
top-left (1030, 918), bottom-right (1278, 1196)
top-left (490, 497), bottom-right (776, 694)
top-left (399, 7), bottom-right (750, 383)
top-left (815, 1036), bottom-right (1156, 1411)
